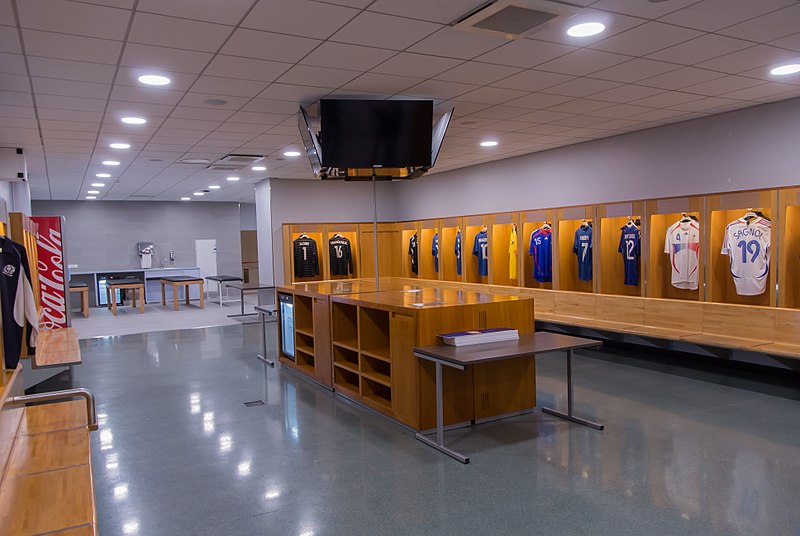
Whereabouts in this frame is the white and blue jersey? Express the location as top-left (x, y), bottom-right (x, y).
top-left (721, 217), bottom-right (771, 296)
top-left (573, 226), bottom-right (593, 281)
top-left (618, 225), bottom-right (641, 286)
top-left (455, 230), bottom-right (462, 276)
top-left (472, 230), bottom-right (489, 277)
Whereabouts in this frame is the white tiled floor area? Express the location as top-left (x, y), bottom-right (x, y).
top-left (71, 294), bottom-right (262, 339)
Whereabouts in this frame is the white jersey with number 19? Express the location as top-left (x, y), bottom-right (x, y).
top-left (721, 217), bottom-right (771, 296)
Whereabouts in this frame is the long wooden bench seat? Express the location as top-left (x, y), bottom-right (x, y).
top-left (34, 327), bottom-right (82, 368)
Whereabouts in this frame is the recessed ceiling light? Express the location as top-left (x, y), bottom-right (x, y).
top-left (193, 192), bottom-right (204, 196)
top-left (283, 151), bottom-right (301, 157)
top-left (480, 140), bottom-right (498, 147)
top-left (95, 173), bottom-right (111, 178)
top-left (226, 176), bottom-right (240, 181)
top-left (178, 158), bottom-right (211, 164)
top-left (87, 190), bottom-right (100, 194)
top-left (251, 166), bottom-right (267, 171)
top-left (138, 74), bottom-right (170, 86)
top-left (770, 63), bottom-right (800, 76)
top-left (208, 185), bottom-right (221, 190)
top-left (91, 182), bottom-right (105, 187)
top-left (102, 160), bottom-right (120, 166)
top-left (121, 117), bottom-right (146, 125)
top-left (567, 22), bottom-right (606, 37)
top-left (109, 143), bottom-right (130, 149)
top-left (85, 196), bottom-right (97, 200)
top-left (181, 197), bottom-right (191, 201)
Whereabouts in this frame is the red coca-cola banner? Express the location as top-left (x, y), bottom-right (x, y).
top-left (31, 216), bottom-right (68, 329)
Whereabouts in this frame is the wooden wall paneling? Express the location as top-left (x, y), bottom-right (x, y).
top-left (418, 219), bottom-right (439, 281)
top-left (644, 298), bottom-right (703, 331)
top-left (400, 221), bottom-right (420, 279)
top-left (706, 191), bottom-right (774, 307)
top-left (773, 308), bottom-right (800, 346)
top-left (596, 295), bottom-right (645, 325)
top-left (553, 290), bottom-right (596, 319)
top-left (359, 223), bottom-right (401, 278)
top-left (778, 188), bottom-right (800, 309)
top-left (0, 366), bottom-right (24, 490)
top-left (520, 209), bottom-right (555, 290)
top-left (313, 296), bottom-right (332, 388)
top-left (528, 288), bottom-right (555, 315)
top-left (489, 212), bottom-right (519, 287)
top-left (290, 224), bottom-right (326, 283)
top-left (440, 217), bottom-right (463, 282)
top-left (325, 223), bottom-right (359, 280)
top-left (464, 215), bottom-right (489, 284)
top-left (556, 206), bottom-right (594, 293)
top-left (282, 225), bottom-right (292, 284)
top-left (390, 312), bottom-right (417, 427)
top-left (702, 302), bottom-right (775, 342)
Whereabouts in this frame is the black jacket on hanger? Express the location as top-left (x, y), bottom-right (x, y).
top-left (0, 236), bottom-right (38, 369)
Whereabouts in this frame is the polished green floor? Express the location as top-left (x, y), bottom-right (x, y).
top-left (72, 324), bottom-right (800, 535)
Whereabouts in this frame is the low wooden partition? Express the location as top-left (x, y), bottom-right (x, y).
top-left (0, 366), bottom-right (98, 534)
top-left (277, 278), bottom-right (536, 430)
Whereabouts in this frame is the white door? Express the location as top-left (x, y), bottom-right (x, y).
top-left (195, 239), bottom-right (217, 279)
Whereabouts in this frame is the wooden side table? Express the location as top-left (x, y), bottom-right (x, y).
top-left (106, 280), bottom-right (145, 316)
top-left (159, 276), bottom-right (205, 311)
top-left (69, 283), bottom-right (89, 318)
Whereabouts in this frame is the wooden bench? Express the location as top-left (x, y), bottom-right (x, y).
top-left (0, 366), bottom-right (99, 535)
top-left (69, 282), bottom-right (89, 318)
top-left (34, 327), bottom-right (82, 368)
top-left (160, 276), bottom-right (205, 311)
top-left (107, 279), bottom-right (145, 316)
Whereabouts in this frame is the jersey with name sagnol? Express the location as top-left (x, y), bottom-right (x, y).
top-left (529, 228), bottom-right (552, 283)
top-left (472, 230), bottom-right (489, 277)
top-left (618, 224), bottom-right (641, 286)
top-left (572, 226), bottom-right (593, 281)
top-left (665, 220), bottom-right (700, 290)
top-left (455, 230), bottom-right (462, 276)
top-left (432, 232), bottom-right (439, 273)
top-left (721, 217), bottom-right (771, 296)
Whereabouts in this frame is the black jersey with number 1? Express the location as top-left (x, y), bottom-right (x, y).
top-left (329, 236), bottom-right (353, 276)
top-left (293, 236), bottom-right (319, 278)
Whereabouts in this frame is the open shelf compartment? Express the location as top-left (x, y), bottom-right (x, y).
top-left (332, 301), bottom-right (358, 349)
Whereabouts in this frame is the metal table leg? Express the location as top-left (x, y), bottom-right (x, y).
top-left (240, 288), bottom-right (245, 316)
top-left (414, 355), bottom-right (469, 464)
top-left (256, 311), bottom-right (275, 367)
top-left (541, 349), bottom-right (604, 430)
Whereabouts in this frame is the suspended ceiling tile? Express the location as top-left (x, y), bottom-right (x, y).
top-left (367, 0), bottom-right (483, 24)
top-left (36, 94), bottom-right (105, 112)
top-left (0, 104), bottom-right (35, 118)
top-left (202, 55), bottom-right (292, 83)
top-left (457, 86), bottom-right (528, 106)
top-left (43, 130), bottom-right (97, 141)
top-left (190, 75), bottom-right (267, 98)
top-left (589, 58), bottom-right (681, 84)
top-left (121, 43), bottom-right (213, 74)
top-left (547, 98), bottom-right (614, 115)
top-left (490, 70), bottom-right (575, 93)
top-left (177, 92), bottom-right (249, 110)
top-left (535, 48), bottom-right (630, 76)
top-left (276, 65), bottom-right (361, 89)
top-left (630, 91), bottom-right (703, 109)
top-left (770, 32), bottom-right (800, 52)
top-left (669, 96), bottom-right (746, 113)
top-left (40, 119), bottom-right (99, 132)
top-left (591, 22), bottom-right (702, 56)
top-left (222, 28), bottom-right (321, 63)
top-left (0, 26), bottom-right (21, 54)
top-left (106, 100), bottom-right (175, 118)
top-left (239, 99), bottom-right (300, 115)
top-left (370, 52), bottom-right (462, 79)
top-left (474, 39), bottom-right (574, 70)
top-left (544, 78), bottom-right (623, 98)
top-left (646, 34), bottom-right (753, 65)
top-left (683, 76), bottom-right (765, 97)
top-left (0, 73), bottom-right (30, 92)
top-left (17, 0), bottom-right (130, 40)
top-left (31, 77), bottom-right (110, 99)
top-left (242, 0), bottom-right (359, 40)
top-left (529, 11), bottom-right (647, 47)
top-left (433, 100), bottom-right (490, 116)
top-left (434, 62), bottom-right (522, 86)
top-left (590, 0), bottom-right (697, 19)
top-left (226, 110), bottom-right (292, 126)
top-left (257, 83), bottom-right (329, 104)
top-left (341, 73), bottom-right (423, 94)
top-left (169, 106), bottom-right (235, 121)
top-left (588, 84), bottom-right (665, 104)
top-left (659, 0), bottom-right (795, 32)
top-left (215, 122), bottom-right (270, 134)
top-left (408, 27), bottom-right (508, 60)
top-left (696, 45), bottom-right (799, 75)
top-left (0, 52), bottom-right (28, 75)
top-left (301, 42), bottom-right (396, 72)
top-left (115, 67), bottom-right (198, 91)
top-left (720, 82), bottom-right (800, 102)
top-left (501, 92), bottom-right (574, 110)
top-left (22, 29), bottom-right (122, 64)
top-left (128, 12), bottom-right (233, 53)
top-left (110, 85), bottom-right (184, 105)
top-left (404, 79), bottom-right (479, 100)
top-left (161, 117), bottom-right (223, 131)
top-left (331, 11), bottom-right (441, 50)
top-left (638, 67), bottom-right (726, 91)
top-left (468, 105), bottom-right (537, 121)
top-left (137, 0), bottom-right (253, 25)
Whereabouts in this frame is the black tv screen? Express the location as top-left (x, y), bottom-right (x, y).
top-left (320, 100), bottom-right (433, 169)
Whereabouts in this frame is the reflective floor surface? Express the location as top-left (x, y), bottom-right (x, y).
top-left (71, 324), bottom-right (800, 536)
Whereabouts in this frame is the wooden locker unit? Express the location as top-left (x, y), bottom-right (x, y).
top-left (284, 223), bottom-right (326, 283)
top-left (520, 209), bottom-right (556, 290)
top-left (464, 215), bottom-right (490, 284)
top-left (359, 222), bottom-right (402, 279)
top-left (439, 217), bottom-right (463, 283)
top-left (597, 201), bottom-right (644, 297)
top-left (706, 190), bottom-right (777, 307)
top-left (557, 206), bottom-right (594, 293)
top-left (418, 219), bottom-right (440, 281)
top-left (489, 212), bottom-right (520, 287)
top-left (324, 223), bottom-right (359, 280)
top-left (646, 197), bottom-right (703, 301)
top-left (778, 188), bottom-right (800, 309)
top-left (399, 221), bottom-right (420, 279)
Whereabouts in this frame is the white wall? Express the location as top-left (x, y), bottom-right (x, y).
top-left (239, 202), bottom-right (257, 230)
top-left (395, 97), bottom-right (800, 220)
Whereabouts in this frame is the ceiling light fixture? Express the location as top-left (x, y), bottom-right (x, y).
top-left (109, 143), bottom-right (130, 149)
top-left (770, 63), bottom-right (800, 76)
top-left (567, 22), bottom-right (606, 37)
top-left (193, 192), bottom-right (204, 196)
top-left (251, 166), bottom-right (267, 171)
top-left (85, 196), bottom-right (97, 200)
top-left (181, 197), bottom-right (191, 201)
top-left (87, 190), bottom-right (100, 194)
top-left (138, 74), bottom-right (170, 86)
top-left (102, 160), bottom-right (120, 166)
top-left (91, 182), bottom-right (105, 187)
top-left (480, 140), bottom-right (498, 147)
top-left (95, 173), bottom-right (111, 178)
top-left (226, 176), bottom-right (240, 182)
top-left (121, 117), bottom-right (146, 125)
top-left (208, 185), bottom-right (221, 190)
top-left (283, 151), bottom-right (301, 157)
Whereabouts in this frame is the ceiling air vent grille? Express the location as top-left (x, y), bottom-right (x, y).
top-left (216, 154), bottom-right (264, 165)
top-left (207, 164), bottom-right (241, 171)
top-left (453, 1), bottom-right (578, 39)
top-left (473, 6), bottom-right (556, 34)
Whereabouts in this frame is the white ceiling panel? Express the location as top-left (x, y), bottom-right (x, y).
top-left (0, 52), bottom-right (28, 75)
top-left (17, 0), bottom-right (130, 40)
top-left (169, 106), bottom-right (234, 121)
top-left (696, 45), bottom-right (799, 75)
top-left (214, 122), bottom-right (269, 134)
top-left (591, 22), bottom-right (702, 56)
top-left (277, 65), bottom-right (360, 89)
top-left (371, 53), bottom-right (461, 79)
top-left (647, 34), bottom-right (753, 65)
top-left (121, 44), bottom-right (213, 74)
top-left (589, 84), bottom-right (664, 104)
top-left (670, 97), bottom-right (747, 113)
top-left (203, 55), bottom-right (292, 83)
top-left (474, 39), bottom-right (574, 70)
top-left (0, 73), bottom-right (30, 92)
top-left (457, 86), bottom-right (528, 105)
top-left (36, 94), bottom-right (105, 112)
top-left (189, 75), bottom-right (268, 98)
top-left (22, 30), bottom-right (122, 64)
top-left (128, 13), bottom-right (233, 53)
top-left (770, 32), bottom-right (800, 53)
top-left (301, 42), bottom-right (396, 72)
top-left (178, 92), bottom-right (249, 110)
top-left (683, 76), bottom-right (765, 97)
top-left (435, 62), bottom-right (522, 86)
top-left (404, 79), bottom-right (479, 100)
top-left (638, 67), bottom-right (726, 91)
top-left (501, 92), bottom-right (574, 110)
top-left (589, 58), bottom-right (681, 84)
top-left (536, 49), bottom-right (630, 76)
top-left (468, 106), bottom-right (535, 121)
top-left (529, 11), bottom-right (646, 47)
top-left (227, 110), bottom-right (293, 126)
top-left (31, 77), bottom-right (109, 99)
top-left (545, 78), bottom-right (622, 98)
top-left (221, 29), bottom-right (321, 63)
top-left (242, 0), bottom-right (359, 40)
top-left (106, 100), bottom-right (175, 118)
top-left (26, 56), bottom-right (116, 83)
top-left (0, 26), bottom-right (21, 54)
top-left (40, 120), bottom-right (100, 132)
top-left (256, 83), bottom-right (330, 103)
top-left (659, 0), bottom-right (796, 32)
top-left (490, 70), bottom-right (575, 92)
top-left (408, 27), bottom-right (508, 60)
top-left (136, 0), bottom-right (253, 25)
top-left (238, 99), bottom-right (297, 115)
top-left (367, 0), bottom-right (482, 24)
top-left (547, 98), bottom-right (613, 115)
top-left (330, 11), bottom-right (441, 50)
top-left (720, 82), bottom-right (800, 102)
top-left (630, 92), bottom-right (702, 109)
top-left (589, 0), bottom-right (698, 19)
top-left (341, 73), bottom-right (423, 94)
top-left (110, 85), bottom-right (184, 105)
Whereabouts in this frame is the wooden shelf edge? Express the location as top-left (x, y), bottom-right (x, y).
top-left (362, 393), bottom-right (392, 411)
top-left (333, 382), bottom-right (360, 399)
top-left (296, 346), bottom-right (315, 357)
top-left (295, 327), bottom-right (314, 337)
top-left (360, 348), bottom-right (390, 363)
top-left (333, 361), bottom-right (359, 375)
top-left (332, 340), bottom-right (359, 352)
top-left (361, 371), bottom-right (391, 388)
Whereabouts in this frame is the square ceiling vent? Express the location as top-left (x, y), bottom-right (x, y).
top-left (453, 0), bottom-right (579, 39)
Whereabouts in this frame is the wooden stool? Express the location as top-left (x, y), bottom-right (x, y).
top-left (106, 280), bottom-right (145, 316)
top-left (69, 282), bottom-right (89, 318)
top-left (159, 276), bottom-right (205, 311)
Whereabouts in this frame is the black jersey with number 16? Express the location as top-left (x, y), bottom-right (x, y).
top-left (329, 236), bottom-right (353, 276)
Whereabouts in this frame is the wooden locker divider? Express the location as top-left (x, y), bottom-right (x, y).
top-left (646, 197), bottom-right (704, 301)
top-left (359, 222), bottom-right (402, 279)
top-left (418, 219), bottom-right (440, 281)
top-left (399, 221), bottom-right (420, 279)
top-left (489, 212), bottom-right (520, 287)
top-left (439, 217), bottom-right (463, 283)
top-left (464, 215), bottom-right (489, 284)
top-left (556, 206), bottom-right (594, 293)
top-left (779, 188), bottom-right (800, 308)
top-left (597, 201), bottom-right (644, 297)
top-left (520, 209), bottom-right (556, 290)
top-left (324, 223), bottom-right (359, 280)
top-left (8, 213), bottom-right (41, 363)
top-left (0, 202), bottom-right (5, 379)
top-left (706, 190), bottom-right (777, 307)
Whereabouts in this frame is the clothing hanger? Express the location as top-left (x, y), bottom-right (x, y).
top-left (541, 221), bottom-right (551, 230)
top-left (580, 219), bottom-right (589, 229)
top-left (299, 232), bottom-right (309, 239)
top-left (481, 225), bottom-right (487, 233)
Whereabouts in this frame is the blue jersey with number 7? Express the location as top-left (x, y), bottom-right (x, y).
top-left (573, 226), bottom-right (593, 281)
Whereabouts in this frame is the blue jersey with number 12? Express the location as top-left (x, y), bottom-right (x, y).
top-left (618, 225), bottom-right (641, 286)
top-left (455, 230), bottom-right (462, 275)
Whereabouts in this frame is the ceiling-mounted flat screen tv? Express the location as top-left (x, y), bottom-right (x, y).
top-left (320, 100), bottom-right (433, 169)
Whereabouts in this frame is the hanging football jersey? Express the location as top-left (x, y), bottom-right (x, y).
top-left (432, 232), bottom-right (439, 273)
top-left (721, 217), bottom-right (771, 296)
top-left (665, 219), bottom-right (700, 290)
top-left (0, 236), bottom-right (38, 369)
top-left (473, 230), bottom-right (489, 277)
top-left (573, 226), bottom-right (593, 281)
top-left (509, 226), bottom-right (518, 280)
top-left (529, 227), bottom-right (553, 283)
top-left (293, 236), bottom-right (319, 278)
top-left (455, 229), bottom-right (462, 276)
top-left (408, 233), bottom-right (419, 275)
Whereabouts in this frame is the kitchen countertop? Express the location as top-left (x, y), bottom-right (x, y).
top-left (71, 266), bottom-right (200, 276)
